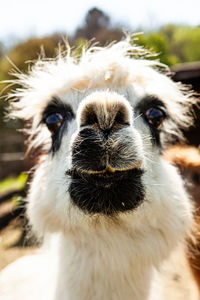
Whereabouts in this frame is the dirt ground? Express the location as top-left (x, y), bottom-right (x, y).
top-left (0, 223), bottom-right (37, 271)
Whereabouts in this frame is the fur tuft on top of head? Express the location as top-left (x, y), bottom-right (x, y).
top-left (7, 36), bottom-right (195, 151)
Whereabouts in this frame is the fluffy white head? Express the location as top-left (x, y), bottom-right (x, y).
top-left (9, 38), bottom-right (194, 262)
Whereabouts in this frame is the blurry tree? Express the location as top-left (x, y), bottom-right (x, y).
top-left (170, 26), bottom-right (200, 62)
top-left (85, 7), bottom-right (109, 36)
top-left (135, 32), bottom-right (179, 66)
top-left (74, 7), bottom-right (124, 45)
top-left (0, 34), bottom-right (67, 80)
top-left (134, 25), bottom-right (200, 66)
top-left (0, 34), bottom-right (67, 129)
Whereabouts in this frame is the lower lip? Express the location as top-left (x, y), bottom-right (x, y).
top-left (68, 167), bottom-right (145, 215)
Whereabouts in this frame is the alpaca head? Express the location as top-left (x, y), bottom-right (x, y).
top-left (10, 38), bottom-right (194, 240)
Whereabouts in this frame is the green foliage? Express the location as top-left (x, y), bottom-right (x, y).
top-left (0, 35), bottom-right (64, 80)
top-left (0, 35), bottom-right (66, 129)
top-left (0, 173), bottom-right (27, 193)
top-left (170, 26), bottom-right (200, 62)
top-left (135, 32), bottom-right (179, 66)
top-left (73, 38), bottom-right (88, 59)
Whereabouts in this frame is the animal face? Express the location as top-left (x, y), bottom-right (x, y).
top-left (10, 39), bottom-right (194, 234)
top-left (44, 91), bottom-right (145, 215)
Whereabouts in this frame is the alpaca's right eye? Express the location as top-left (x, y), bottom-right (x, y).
top-left (45, 113), bottom-right (63, 133)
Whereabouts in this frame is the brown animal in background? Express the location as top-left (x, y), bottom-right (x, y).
top-left (165, 145), bottom-right (200, 288)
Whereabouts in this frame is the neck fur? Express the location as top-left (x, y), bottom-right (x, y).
top-left (52, 218), bottom-right (178, 300)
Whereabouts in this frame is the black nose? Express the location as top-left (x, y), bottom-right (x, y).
top-left (68, 93), bottom-right (144, 215)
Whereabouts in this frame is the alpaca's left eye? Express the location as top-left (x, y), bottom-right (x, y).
top-left (145, 107), bottom-right (166, 128)
top-left (45, 113), bottom-right (63, 133)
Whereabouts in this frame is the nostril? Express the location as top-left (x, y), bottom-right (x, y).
top-left (80, 107), bottom-right (98, 127)
top-left (80, 97), bottom-right (131, 130)
top-left (115, 109), bottom-right (130, 126)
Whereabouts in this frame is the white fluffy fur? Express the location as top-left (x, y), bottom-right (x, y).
top-left (0, 37), bottom-right (198, 299)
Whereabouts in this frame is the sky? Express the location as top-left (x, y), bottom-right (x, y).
top-left (1, 0), bottom-right (200, 46)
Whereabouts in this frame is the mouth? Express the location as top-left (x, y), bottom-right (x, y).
top-left (66, 165), bottom-right (145, 215)
top-left (67, 165), bottom-right (141, 187)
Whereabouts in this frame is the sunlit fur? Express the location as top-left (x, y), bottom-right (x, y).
top-left (0, 37), bottom-right (199, 299)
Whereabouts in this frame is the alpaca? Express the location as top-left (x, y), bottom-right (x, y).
top-left (0, 37), bottom-right (199, 300)
top-left (164, 145), bottom-right (200, 206)
top-left (164, 145), bottom-right (200, 287)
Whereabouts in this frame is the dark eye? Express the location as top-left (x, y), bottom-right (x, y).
top-left (45, 113), bottom-right (63, 133)
top-left (145, 107), bottom-right (166, 128)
